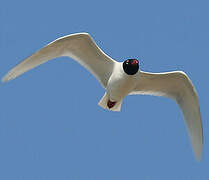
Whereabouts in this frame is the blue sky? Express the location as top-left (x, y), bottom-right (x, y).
top-left (1, 0), bottom-right (209, 179)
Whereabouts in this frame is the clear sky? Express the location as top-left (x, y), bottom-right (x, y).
top-left (1, 0), bottom-right (209, 179)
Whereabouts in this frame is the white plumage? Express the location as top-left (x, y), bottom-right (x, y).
top-left (2, 32), bottom-right (203, 161)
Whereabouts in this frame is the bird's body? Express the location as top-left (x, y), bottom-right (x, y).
top-left (98, 62), bottom-right (139, 111)
top-left (107, 62), bottom-right (138, 103)
top-left (2, 32), bottom-right (203, 161)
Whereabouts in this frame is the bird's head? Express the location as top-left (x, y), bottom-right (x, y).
top-left (123, 59), bottom-right (139, 75)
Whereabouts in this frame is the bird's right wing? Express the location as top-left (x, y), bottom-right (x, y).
top-left (131, 71), bottom-right (203, 161)
top-left (2, 33), bottom-right (116, 88)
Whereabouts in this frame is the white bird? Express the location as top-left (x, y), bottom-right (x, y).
top-left (2, 32), bottom-right (203, 161)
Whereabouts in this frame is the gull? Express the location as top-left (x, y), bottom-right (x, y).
top-left (2, 32), bottom-right (203, 161)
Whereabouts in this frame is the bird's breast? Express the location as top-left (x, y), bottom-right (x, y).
top-left (106, 63), bottom-right (138, 101)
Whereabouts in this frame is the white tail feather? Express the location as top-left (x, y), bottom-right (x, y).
top-left (98, 92), bottom-right (123, 111)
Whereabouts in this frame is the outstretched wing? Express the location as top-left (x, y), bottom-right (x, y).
top-left (131, 71), bottom-right (203, 161)
top-left (2, 33), bottom-right (116, 88)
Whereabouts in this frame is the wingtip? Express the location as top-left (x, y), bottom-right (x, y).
top-left (2, 75), bottom-right (9, 83)
top-left (1, 72), bottom-right (13, 83)
top-left (193, 143), bottom-right (203, 162)
top-left (195, 150), bottom-right (202, 162)
top-left (195, 154), bottom-right (202, 162)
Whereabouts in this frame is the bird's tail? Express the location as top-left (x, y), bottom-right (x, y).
top-left (98, 92), bottom-right (123, 112)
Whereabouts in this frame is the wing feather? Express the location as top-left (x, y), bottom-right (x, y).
top-left (131, 71), bottom-right (203, 160)
top-left (2, 33), bottom-right (115, 88)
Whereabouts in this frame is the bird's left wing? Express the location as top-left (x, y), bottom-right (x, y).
top-left (131, 71), bottom-right (203, 161)
top-left (2, 33), bottom-right (116, 88)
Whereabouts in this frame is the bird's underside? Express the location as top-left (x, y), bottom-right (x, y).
top-left (2, 32), bottom-right (203, 161)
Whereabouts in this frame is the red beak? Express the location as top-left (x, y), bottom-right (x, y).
top-left (131, 59), bottom-right (138, 65)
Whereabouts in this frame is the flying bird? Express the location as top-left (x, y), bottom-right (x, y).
top-left (2, 32), bottom-right (203, 161)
